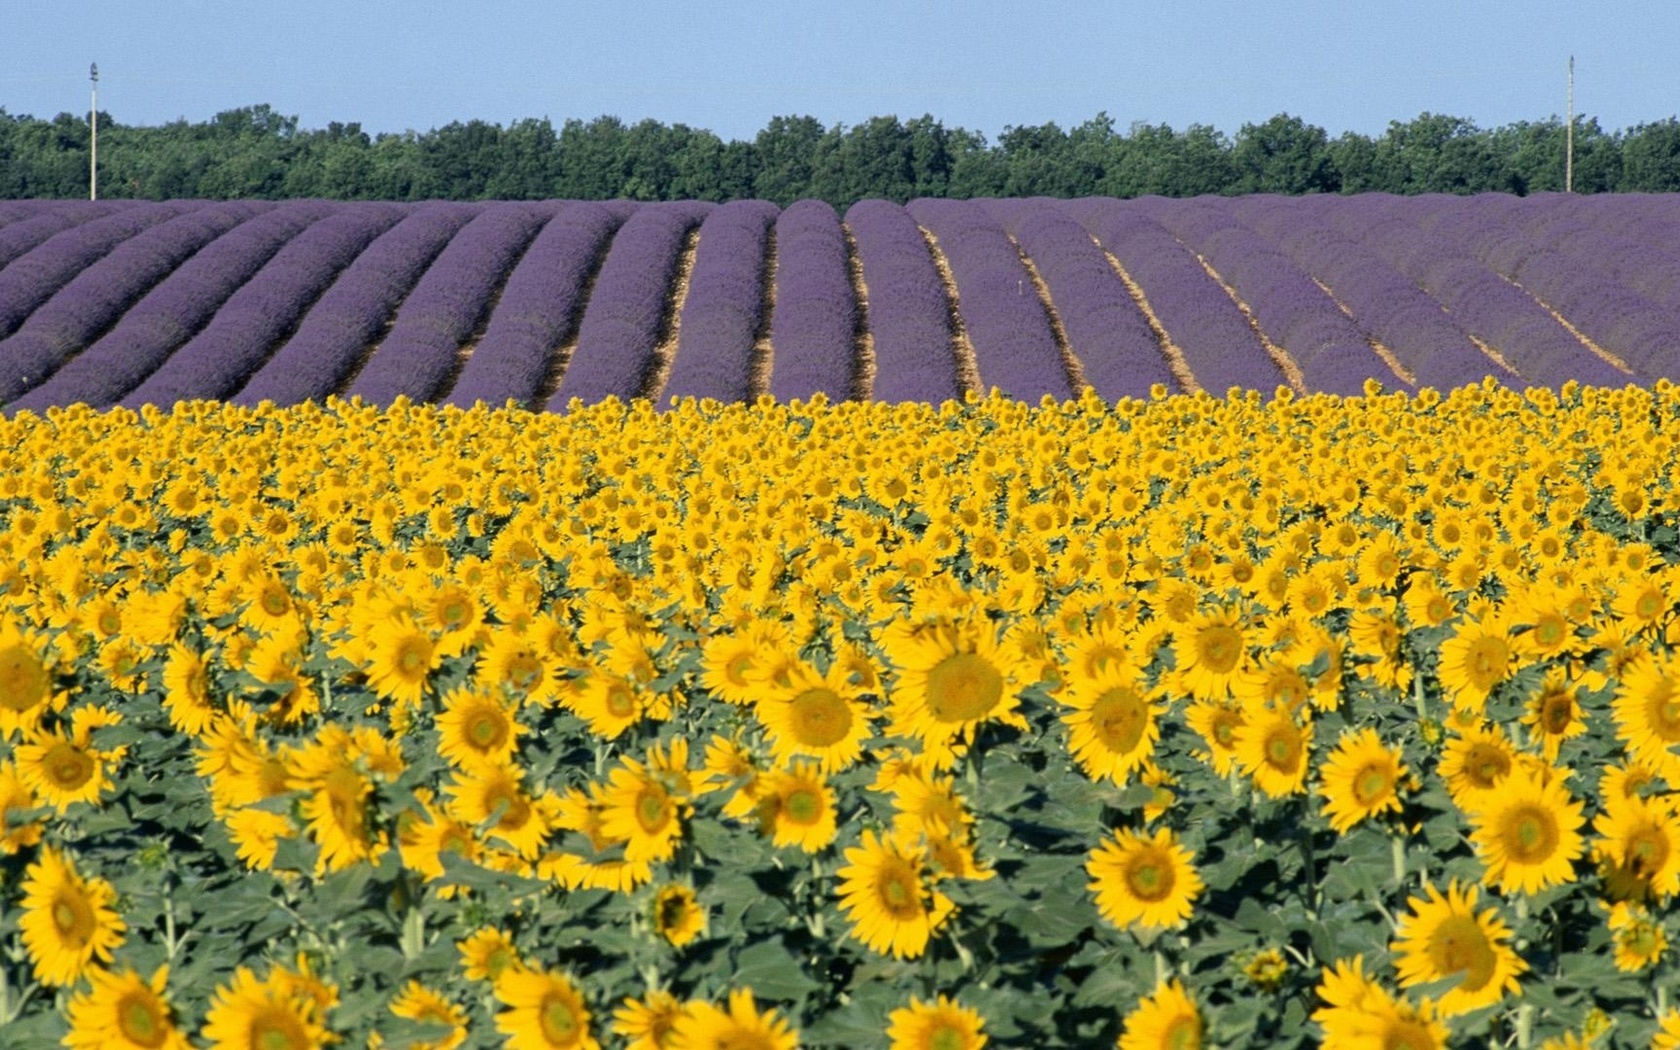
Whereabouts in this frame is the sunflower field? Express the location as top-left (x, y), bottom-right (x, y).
top-left (2, 379), bottom-right (1680, 1049)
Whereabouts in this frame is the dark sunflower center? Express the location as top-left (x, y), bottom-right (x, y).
top-left (45, 743), bottom-right (95, 791)
top-left (52, 889), bottom-right (94, 945)
top-left (117, 991), bottom-right (168, 1048)
top-left (0, 645), bottom-right (48, 710)
top-left (1353, 765), bottom-right (1394, 806)
top-left (925, 652), bottom-right (1003, 723)
top-left (467, 708), bottom-right (507, 749)
top-left (539, 993), bottom-right (579, 1045)
top-left (788, 688), bottom-right (851, 747)
top-left (1124, 849), bottom-right (1175, 902)
top-left (1500, 804), bottom-right (1559, 863)
top-left (1090, 687), bottom-right (1149, 754)
top-left (785, 789), bottom-right (822, 825)
top-left (1428, 915), bottom-right (1497, 990)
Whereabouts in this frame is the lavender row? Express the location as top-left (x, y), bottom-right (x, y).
top-left (234, 203), bottom-right (481, 407)
top-left (444, 201), bottom-right (630, 409)
top-left (1143, 198), bottom-right (1382, 397)
top-left (346, 203), bottom-right (558, 406)
top-left (907, 198), bottom-right (1073, 402)
top-left (0, 202), bottom-right (188, 340)
top-left (983, 197), bottom-right (1174, 401)
top-left (0, 206), bottom-right (110, 272)
top-left (662, 200), bottom-right (781, 406)
top-left (767, 200), bottom-right (857, 403)
top-left (1313, 201), bottom-right (1632, 389)
top-left (14, 202), bottom-right (332, 410)
top-left (1236, 199), bottom-right (1493, 391)
top-left (843, 199), bottom-right (962, 404)
top-left (0, 203), bottom-right (267, 405)
top-left (100, 204), bottom-right (407, 411)
top-left (547, 201), bottom-right (713, 410)
top-left (1419, 199), bottom-right (1680, 380)
top-left (1059, 199), bottom-right (1285, 394)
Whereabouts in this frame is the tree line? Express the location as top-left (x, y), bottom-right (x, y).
top-left (4, 104), bottom-right (1680, 205)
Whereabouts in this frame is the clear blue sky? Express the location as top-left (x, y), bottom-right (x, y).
top-left (3, 0), bottom-right (1676, 142)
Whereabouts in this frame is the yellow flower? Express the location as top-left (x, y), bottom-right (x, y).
top-left (885, 993), bottom-right (988, 1050)
top-left (566, 672), bottom-right (649, 740)
top-left (1605, 901), bottom-right (1667, 972)
top-left (200, 961), bottom-right (336, 1050)
top-left (0, 759), bottom-right (44, 854)
top-left (1086, 826), bottom-right (1204, 931)
top-left (1653, 1009), bottom-right (1680, 1050)
top-left (670, 987), bottom-right (798, 1050)
top-left (1592, 794), bottom-right (1680, 902)
top-left (1184, 699), bottom-right (1245, 777)
top-left (364, 613), bottom-right (441, 705)
top-left (435, 685), bottom-right (527, 770)
top-left (753, 660), bottom-right (876, 774)
top-left (284, 728), bottom-right (386, 876)
top-left (1118, 978), bottom-right (1203, 1050)
top-left (1464, 767), bottom-right (1586, 896)
top-left (1313, 956), bottom-right (1451, 1049)
top-left (1438, 722), bottom-right (1518, 811)
top-left (882, 616), bottom-right (1027, 759)
top-left (387, 979), bottom-right (468, 1050)
top-left (1390, 880), bottom-right (1526, 1015)
top-left (596, 757), bottom-right (689, 865)
top-left (1242, 949), bottom-right (1290, 993)
top-left (445, 760), bottom-right (554, 861)
top-left (493, 967), bottom-right (600, 1050)
top-left (19, 846), bottom-right (126, 987)
top-left (458, 927), bottom-right (524, 983)
top-left (1611, 652), bottom-right (1680, 783)
top-left (1232, 704), bottom-right (1313, 798)
top-left (0, 615), bottom-right (64, 739)
top-left (14, 706), bottom-right (126, 814)
top-left (1318, 727), bottom-right (1408, 833)
top-left (835, 828), bottom-right (954, 959)
top-left (1057, 655), bottom-right (1162, 785)
top-left (1436, 612), bottom-right (1515, 714)
top-left (752, 761), bottom-right (839, 853)
top-left (1171, 605), bottom-right (1250, 701)
top-left (650, 883), bottom-right (707, 947)
top-left (612, 989), bottom-right (691, 1050)
top-left (161, 642), bottom-right (217, 736)
top-left (63, 964), bottom-right (190, 1050)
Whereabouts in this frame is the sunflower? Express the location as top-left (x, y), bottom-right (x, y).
top-left (18, 846), bottom-right (125, 987)
top-left (1058, 658), bottom-right (1163, 785)
top-left (752, 762), bottom-right (838, 853)
top-left (1592, 795), bottom-right (1680, 901)
top-left (596, 757), bottom-right (689, 865)
top-left (1086, 826), bottom-right (1204, 931)
top-left (14, 707), bottom-right (126, 814)
top-left (1313, 957), bottom-right (1450, 1049)
top-left (1184, 699), bottom-right (1245, 777)
top-left (1436, 613), bottom-right (1515, 715)
top-left (387, 979), bottom-right (468, 1050)
top-left (1171, 605), bottom-right (1251, 701)
top-left (1318, 727), bottom-right (1408, 833)
top-left (399, 790), bottom-right (483, 889)
top-left (285, 733), bottom-right (384, 875)
top-left (1519, 671), bottom-right (1589, 763)
top-left (161, 643), bottom-right (217, 736)
top-left (835, 828), bottom-right (954, 959)
top-left (458, 927), bottom-right (524, 983)
top-left (1657, 1010), bottom-right (1680, 1050)
top-left (365, 614), bottom-right (441, 706)
top-left (669, 987), bottom-right (798, 1050)
top-left (444, 761), bottom-right (554, 861)
top-left (753, 661), bottom-right (876, 774)
top-left (63, 964), bottom-right (190, 1050)
top-left (567, 672), bottom-right (648, 741)
top-left (885, 993), bottom-right (987, 1050)
top-left (1118, 978), bottom-right (1202, 1050)
top-left (1464, 768), bottom-right (1586, 895)
top-left (1605, 900), bottom-right (1668, 972)
top-left (882, 617), bottom-right (1027, 757)
top-left (421, 581), bottom-right (485, 658)
top-left (0, 760), bottom-right (45, 855)
top-left (1437, 722), bottom-right (1518, 810)
top-left (612, 989), bottom-right (691, 1050)
top-left (1611, 652), bottom-right (1680, 783)
top-left (651, 883), bottom-right (707, 947)
top-left (200, 962), bottom-right (335, 1050)
top-left (435, 686), bottom-right (527, 770)
top-left (1390, 880), bottom-right (1526, 1015)
top-left (0, 615), bottom-right (63, 739)
top-left (1232, 704), bottom-right (1313, 798)
top-left (493, 967), bottom-right (600, 1050)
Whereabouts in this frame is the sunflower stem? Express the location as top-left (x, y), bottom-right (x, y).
top-left (1154, 949), bottom-right (1168, 987)
top-left (1515, 1003), bottom-right (1534, 1048)
top-left (1390, 834), bottom-right (1406, 890)
top-left (1298, 796), bottom-right (1318, 916)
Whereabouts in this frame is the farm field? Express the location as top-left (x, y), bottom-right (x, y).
top-left (2, 380), bottom-right (1680, 1047)
top-left (2, 192), bottom-right (1678, 413)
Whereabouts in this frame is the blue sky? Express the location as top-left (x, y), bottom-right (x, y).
top-left (3, 0), bottom-right (1676, 141)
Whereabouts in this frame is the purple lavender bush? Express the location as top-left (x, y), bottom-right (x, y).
top-left (546, 201), bottom-right (713, 410)
top-left (444, 201), bottom-right (629, 409)
top-left (346, 203), bottom-right (558, 406)
top-left (0, 202), bottom-right (188, 340)
top-left (843, 199), bottom-right (961, 404)
top-left (0, 202), bottom-right (265, 405)
top-left (233, 203), bottom-right (480, 407)
top-left (14, 201), bottom-right (329, 410)
top-left (661, 199), bottom-right (780, 407)
top-left (907, 198), bottom-right (1072, 402)
top-left (767, 199), bottom-right (857, 404)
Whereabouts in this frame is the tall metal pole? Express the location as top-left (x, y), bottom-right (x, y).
top-left (1565, 56), bottom-right (1574, 194)
top-left (89, 63), bottom-right (99, 200)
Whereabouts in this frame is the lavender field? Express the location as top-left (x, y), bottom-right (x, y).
top-left (2, 192), bottom-right (1675, 412)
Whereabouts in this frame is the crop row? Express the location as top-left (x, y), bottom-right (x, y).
top-left (2, 193), bottom-right (1678, 411)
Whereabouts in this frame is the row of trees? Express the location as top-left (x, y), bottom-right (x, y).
top-left (4, 104), bottom-right (1680, 205)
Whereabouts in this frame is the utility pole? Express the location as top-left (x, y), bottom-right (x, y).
top-left (1565, 55), bottom-right (1574, 194)
top-left (89, 62), bottom-right (99, 200)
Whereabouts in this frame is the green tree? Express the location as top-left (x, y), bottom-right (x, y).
top-left (1232, 113), bottom-right (1337, 194)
